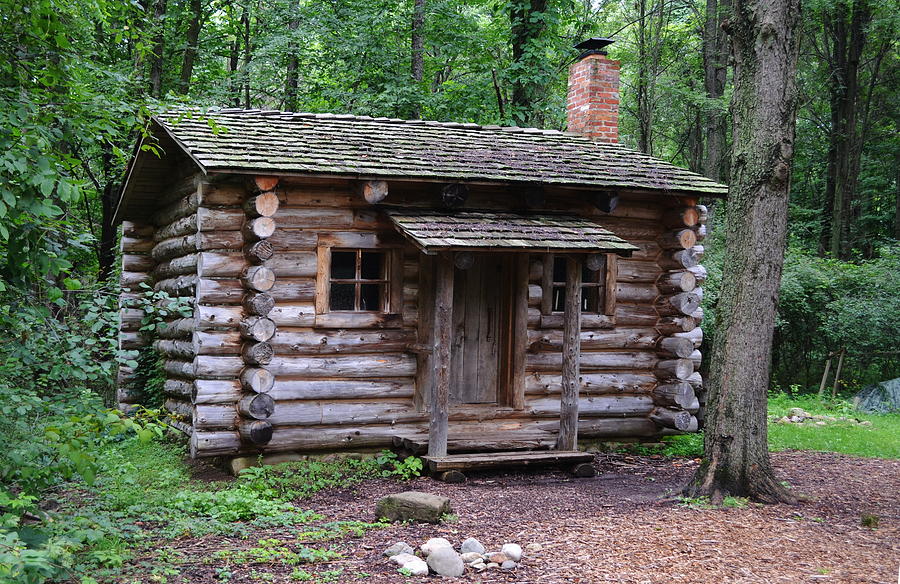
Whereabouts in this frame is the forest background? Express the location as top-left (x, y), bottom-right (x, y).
top-left (0, 0), bottom-right (897, 579)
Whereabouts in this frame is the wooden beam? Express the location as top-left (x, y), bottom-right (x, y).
top-left (557, 255), bottom-right (582, 451)
top-left (510, 254), bottom-right (529, 410)
top-left (428, 253), bottom-right (454, 457)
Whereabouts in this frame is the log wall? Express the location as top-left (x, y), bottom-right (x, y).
top-left (123, 175), bottom-right (707, 457)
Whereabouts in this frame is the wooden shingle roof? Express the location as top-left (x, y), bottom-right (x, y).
top-left (387, 210), bottom-right (639, 255)
top-left (153, 109), bottom-right (728, 195)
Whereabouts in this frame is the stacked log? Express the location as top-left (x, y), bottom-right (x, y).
top-left (651, 200), bottom-right (705, 431)
top-left (118, 220), bottom-right (155, 412)
top-left (234, 177), bottom-right (280, 449)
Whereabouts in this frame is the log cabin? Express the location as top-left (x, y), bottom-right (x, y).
top-left (114, 38), bottom-right (726, 471)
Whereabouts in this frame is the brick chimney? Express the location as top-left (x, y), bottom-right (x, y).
top-left (566, 38), bottom-right (620, 143)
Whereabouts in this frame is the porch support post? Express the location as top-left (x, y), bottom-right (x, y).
top-left (428, 252), bottom-right (454, 457)
top-left (557, 255), bottom-right (582, 451)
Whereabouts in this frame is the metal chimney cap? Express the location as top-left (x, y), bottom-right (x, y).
top-left (574, 38), bottom-right (615, 55)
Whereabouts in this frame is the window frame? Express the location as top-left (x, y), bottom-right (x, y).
top-left (314, 232), bottom-right (404, 329)
top-left (539, 253), bottom-right (617, 328)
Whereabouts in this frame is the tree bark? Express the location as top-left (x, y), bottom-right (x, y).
top-left (409, 0), bottom-right (426, 119)
top-left (702, 0), bottom-right (732, 182)
top-left (685, 0), bottom-right (801, 504)
top-left (177, 0), bottom-right (202, 94)
top-left (284, 0), bottom-right (300, 111)
top-left (149, 0), bottom-right (167, 98)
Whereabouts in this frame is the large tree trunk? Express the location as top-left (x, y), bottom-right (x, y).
top-left (702, 0), bottom-right (731, 182)
top-left (409, 0), bottom-right (426, 119)
top-left (241, 3), bottom-right (251, 108)
top-left (509, 0), bottom-right (548, 127)
top-left (685, 0), bottom-right (801, 504)
top-left (177, 0), bottom-right (202, 94)
top-left (149, 0), bottom-right (167, 98)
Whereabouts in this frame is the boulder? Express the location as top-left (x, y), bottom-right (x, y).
top-left (426, 546), bottom-right (465, 577)
top-left (389, 553), bottom-right (419, 566)
top-left (460, 537), bottom-right (485, 554)
top-left (401, 556), bottom-right (429, 576)
top-left (383, 542), bottom-right (414, 558)
top-left (375, 491), bottom-right (452, 524)
top-left (501, 543), bottom-right (522, 562)
top-left (420, 537), bottom-right (453, 556)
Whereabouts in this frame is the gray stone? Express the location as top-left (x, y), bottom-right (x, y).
top-left (461, 552), bottom-right (483, 564)
top-left (501, 543), bottom-right (522, 562)
top-left (460, 537), bottom-right (485, 554)
top-left (400, 557), bottom-right (429, 576)
top-left (525, 542), bottom-right (543, 554)
top-left (383, 542), bottom-right (414, 558)
top-left (389, 553), bottom-right (418, 566)
top-left (501, 560), bottom-right (518, 570)
top-left (420, 537), bottom-right (453, 556)
top-left (426, 546), bottom-right (465, 577)
top-left (375, 491), bottom-right (452, 524)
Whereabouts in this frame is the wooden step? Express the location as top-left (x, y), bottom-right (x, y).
top-left (423, 450), bottom-right (594, 472)
top-left (393, 432), bottom-right (556, 455)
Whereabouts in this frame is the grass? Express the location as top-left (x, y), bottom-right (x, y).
top-left (650, 393), bottom-right (900, 460)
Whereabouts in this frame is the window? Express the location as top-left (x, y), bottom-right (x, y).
top-left (328, 249), bottom-right (387, 311)
top-left (550, 256), bottom-right (605, 313)
top-left (542, 253), bottom-right (617, 318)
top-left (315, 233), bottom-right (404, 328)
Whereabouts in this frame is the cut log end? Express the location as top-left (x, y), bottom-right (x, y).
top-left (243, 292), bottom-right (275, 316)
top-left (650, 408), bottom-right (694, 431)
top-left (240, 420), bottom-right (274, 445)
top-left (245, 240), bottom-right (275, 264)
top-left (239, 316), bottom-right (277, 342)
top-left (244, 217), bottom-right (276, 241)
top-left (358, 179), bottom-right (389, 204)
top-left (240, 367), bottom-right (275, 393)
top-left (238, 393), bottom-right (276, 420)
top-left (242, 341), bottom-right (274, 366)
top-left (245, 191), bottom-right (280, 217)
top-left (253, 176), bottom-right (279, 192)
top-left (242, 266), bottom-right (276, 292)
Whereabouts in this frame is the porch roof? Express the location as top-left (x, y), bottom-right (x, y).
top-left (386, 209), bottom-right (638, 255)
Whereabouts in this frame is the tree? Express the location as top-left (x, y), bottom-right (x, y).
top-left (685, 0), bottom-right (802, 503)
top-left (409, 0), bottom-right (427, 118)
top-left (702, 0), bottom-right (731, 182)
top-left (178, 0), bottom-right (204, 94)
top-left (508, 0), bottom-right (551, 126)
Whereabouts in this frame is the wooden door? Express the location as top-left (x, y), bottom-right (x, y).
top-left (449, 255), bottom-right (508, 404)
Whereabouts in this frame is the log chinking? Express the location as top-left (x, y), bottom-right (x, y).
top-left (235, 176), bottom-right (280, 450)
top-left (651, 201), bottom-right (705, 432)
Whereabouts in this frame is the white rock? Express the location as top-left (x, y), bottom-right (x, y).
top-left (420, 537), bottom-right (453, 556)
top-left (426, 546), bottom-right (465, 577)
top-left (390, 553), bottom-right (418, 566)
top-left (501, 543), bottom-right (523, 562)
top-left (461, 552), bottom-right (483, 564)
top-left (486, 562), bottom-right (500, 569)
top-left (460, 537), bottom-right (485, 554)
top-left (401, 556), bottom-right (429, 576)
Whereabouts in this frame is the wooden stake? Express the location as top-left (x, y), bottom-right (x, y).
top-left (817, 356), bottom-right (833, 398)
top-left (557, 256), bottom-right (582, 451)
top-left (831, 348), bottom-right (845, 399)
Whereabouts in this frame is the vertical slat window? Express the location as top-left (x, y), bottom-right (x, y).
top-left (329, 249), bottom-right (387, 311)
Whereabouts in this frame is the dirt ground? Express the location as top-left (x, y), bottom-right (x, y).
top-left (140, 451), bottom-right (899, 584)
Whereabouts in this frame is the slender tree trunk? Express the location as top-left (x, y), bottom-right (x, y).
top-left (242, 3), bottom-right (251, 108)
top-left (684, 0), bottom-right (801, 504)
top-left (894, 160), bottom-right (900, 240)
top-left (509, 0), bottom-right (548, 127)
top-left (284, 1), bottom-right (300, 111)
top-left (228, 7), bottom-right (240, 108)
top-left (702, 0), bottom-right (732, 182)
top-left (636, 0), bottom-right (652, 153)
top-left (149, 0), bottom-right (167, 98)
top-left (409, 0), bottom-right (426, 119)
top-left (177, 0), bottom-right (202, 94)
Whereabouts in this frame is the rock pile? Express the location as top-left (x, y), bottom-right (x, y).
top-left (383, 537), bottom-right (541, 577)
top-left (771, 407), bottom-right (872, 426)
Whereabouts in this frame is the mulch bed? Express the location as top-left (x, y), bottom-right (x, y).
top-left (132, 451), bottom-right (899, 583)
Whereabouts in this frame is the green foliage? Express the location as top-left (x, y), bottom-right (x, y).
top-left (677, 494), bottom-right (749, 509)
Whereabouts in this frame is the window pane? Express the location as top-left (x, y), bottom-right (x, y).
top-left (359, 284), bottom-right (383, 311)
top-left (552, 285), bottom-right (566, 312)
top-left (360, 252), bottom-right (383, 280)
top-left (330, 283), bottom-right (355, 310)
top-left (582, 261), bottom-right (601, 282)
top-left (582, 286), bottom-right (599, 312)
top-left (331, 251), bottom-right (356, 279)
top-left (552, 257), bottom-right (566, 284)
